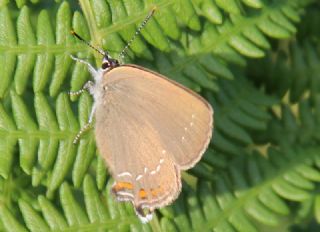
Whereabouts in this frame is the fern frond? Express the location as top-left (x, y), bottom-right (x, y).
top-left (207, 77), bottom-right (276, 156)
top-left (249, 39), bottom-right (320, 103)
top-left (196, 0), bottom-right (303, 59)
top-left (0, 175), bottom-right (147, 231)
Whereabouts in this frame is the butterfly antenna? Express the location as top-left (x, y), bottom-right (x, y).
top-left (71, 30), bottom-right (107, 57)
top-left (118, 7), bottom-right (156, 60)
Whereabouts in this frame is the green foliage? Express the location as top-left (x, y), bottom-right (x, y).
top-left (0, 0), bottom-right (320, 231)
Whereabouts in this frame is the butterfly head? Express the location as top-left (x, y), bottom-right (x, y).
top-left (101, 54), bottom-right (120, 71)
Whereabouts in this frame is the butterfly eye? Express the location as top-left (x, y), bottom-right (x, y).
top-left (101, 62), bottom-right (110, 70)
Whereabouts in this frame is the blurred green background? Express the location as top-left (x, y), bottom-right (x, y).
top-left (1, 0), bottom-right (320, 231)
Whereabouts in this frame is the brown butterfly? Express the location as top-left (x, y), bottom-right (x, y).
top-left (70, 8), bottom-right (213, 223)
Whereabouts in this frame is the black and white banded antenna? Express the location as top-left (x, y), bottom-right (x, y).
top-left (118, 7), bottom-right (156, 62)
top-left (71, 29), bottom-right (109, 58)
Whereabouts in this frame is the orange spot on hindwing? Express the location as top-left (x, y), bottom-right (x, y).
top-left (139, 189), bottom-right (147, 199)
top-left (113, 182), bottom-right (133, 192)
top-left (113, 182), bottom-right (165, 201)
top-left (151, 189), bottom-right (157, 197)
top-left (151, 186), bottom-right (163, 198)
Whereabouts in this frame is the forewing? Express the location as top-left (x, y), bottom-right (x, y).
top-left (101, 65), bottom-right (213, 170)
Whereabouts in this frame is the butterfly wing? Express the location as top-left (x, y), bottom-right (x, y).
top-left (94, 65), bottom-right (213, 219)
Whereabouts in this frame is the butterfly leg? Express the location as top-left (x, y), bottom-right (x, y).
top-left (73, 103), bottom-right (96, 144)
top-left (70, 55), bottom-right (99, 144)
top-left (88, 103), bottom-right (96, 124)
top-left (70, 55), bottom-right (97, 76)
top-left (68, 81), bottom-right (94, 96)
